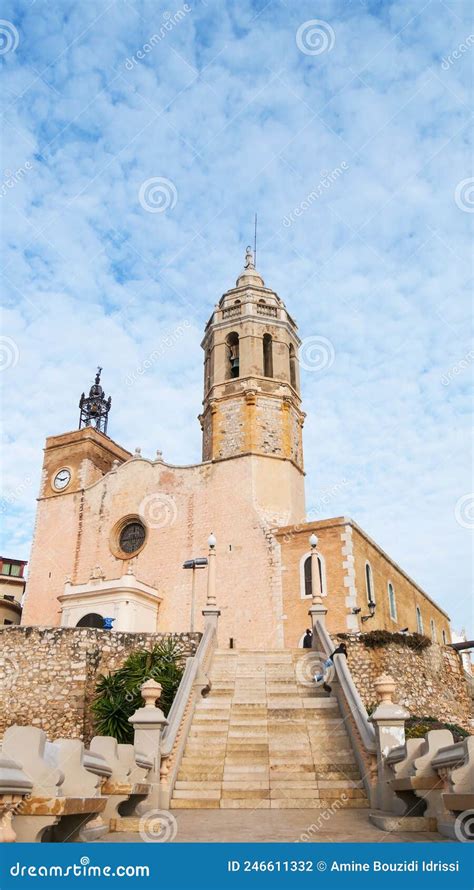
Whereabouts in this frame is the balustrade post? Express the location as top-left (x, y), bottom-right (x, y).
top-left (369, 673), bottom-right (410, 811)
top-left (128, 679), bottom-right (168, 810)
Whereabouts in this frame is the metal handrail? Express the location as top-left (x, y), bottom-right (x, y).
top-left (315, 620), bottom-right (376, 752)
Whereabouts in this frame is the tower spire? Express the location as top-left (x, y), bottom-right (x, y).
top-left (79, 367), bottom-right (112, 435)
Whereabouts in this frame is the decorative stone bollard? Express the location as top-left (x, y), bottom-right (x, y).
top-left (369, 673), bottom-right (410, 812)
top-left (128, 679), bottom-right (168, 812)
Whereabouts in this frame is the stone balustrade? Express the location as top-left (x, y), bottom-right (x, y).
top-left (0, 721), bottom-right (154, 842)
top-left (0, 757), bottom-right (33, 842)
top-left (367, 672), bottom-right (474, 839)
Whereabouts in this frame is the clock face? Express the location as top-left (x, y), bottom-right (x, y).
top-left (53, 468), bottom-right (71, 491)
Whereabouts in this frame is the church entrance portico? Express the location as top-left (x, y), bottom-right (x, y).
top-left (58, 569), bottom-right (161, 633)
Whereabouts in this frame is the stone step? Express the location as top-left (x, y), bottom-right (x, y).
top-left (173, 789), bottom-right (221, 800)
top-left (171, 647), bottom-right (365, 809)
top-left (171, 799), bottom-right (220, 809)
top-left (174, 781), bottom-right (222, 790)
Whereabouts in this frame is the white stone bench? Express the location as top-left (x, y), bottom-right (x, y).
top-left (2, 726), bottom-right (107, 842)
top-left (432, 736), bottom-right (474, 839)
top-left (89, 737), bottom-right (152, 831)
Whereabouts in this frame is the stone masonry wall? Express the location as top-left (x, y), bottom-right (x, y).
top-left (339, 636), bottom-right (472, 731)
top-left (0, 626), bottom-right (201, 744)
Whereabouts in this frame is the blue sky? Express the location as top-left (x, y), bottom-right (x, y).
top-left (1, 0), bottom-right (472, 633)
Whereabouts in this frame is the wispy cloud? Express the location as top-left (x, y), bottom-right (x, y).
top-left (0, 0), bottom-right (472, 632)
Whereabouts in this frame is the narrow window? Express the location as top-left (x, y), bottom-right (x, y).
top-left (204, 349), bottom-right (211, 392)
top-left (289, 344), bottom-right (297, 389)
top-left (226, 332), bottom-right (240, 379)
top-left (263, 333), bottom-right (273, 378)
top-left (442, 629), bottom-right (447, 644)
top-left (365, 562), bottom-right (375, 605)
top-left (388, 582), bottom-right (397, 620)
top-left (416, 606), bottom-right (424, 634)
top-left (304, 555), bottom-right (324, 597)
top-left (430, 618), bottom-right (436, 642)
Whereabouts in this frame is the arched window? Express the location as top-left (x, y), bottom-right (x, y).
top-left (303, 554), bottom-right (324, 598)
top-left (430, 618), bottom-right (436, 642)
top-left (365, 562), bottom-right (375, 605)
top-left (388, 582), bottom-right (397, 621)
top-left (76, 613), bottom-right (104, 628)
top-left (416, 606), bottom-right (424, 634)
top-left (442, 629), bottom-right (447, 644)
top-left (263, 333), bottom-right (273, 377)
top-left (289, 344), bottom-right (297, 389)
top-left (226, 332), bottom-right (239, 379)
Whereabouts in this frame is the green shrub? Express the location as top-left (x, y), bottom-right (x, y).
top-left (360, 630), bottom-right (431, 651)
top-left (91, 637), bottom-right (187, 743)
top-left (405, 715), bottom-right (468, 742)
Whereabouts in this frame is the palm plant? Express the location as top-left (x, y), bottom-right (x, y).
top-left (91, 637), bottom-right (187, 743)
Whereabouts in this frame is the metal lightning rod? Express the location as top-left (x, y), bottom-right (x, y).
top-left (254, 213), bottom-right (257, 267)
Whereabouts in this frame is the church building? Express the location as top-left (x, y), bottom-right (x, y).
top-left (21, 249), bottom-right (451, 648)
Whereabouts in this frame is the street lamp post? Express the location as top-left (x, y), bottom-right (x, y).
top-left (182, 556), bottom-right (208, 632)
top-left (202, 533), bottom-right (220, 630)
top-left (308, 533), bottom-right (327, 637)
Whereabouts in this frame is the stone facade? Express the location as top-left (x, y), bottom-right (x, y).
top-left (340, 636), bottom-right (471, 731)
top-left (0, 626), bottom-right (200, 744)
top-left (20, 250), bottom-right (453, 650)
top-left (275, 517), bottom-right (451, 647)
top-left (0, 557), bottom-right (27, 627)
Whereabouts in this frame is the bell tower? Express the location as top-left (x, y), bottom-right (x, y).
top-left (199, 247), bottom-right (305, 478)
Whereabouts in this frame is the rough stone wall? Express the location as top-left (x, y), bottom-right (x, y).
top-left (256, 397), bottom-right (283, 456)
top-left (217, 400), bottom-right (245, 458)
top-left (341, 636), bottom-right (471, 731)
top-left (0, 626), bottom-right (200, 744)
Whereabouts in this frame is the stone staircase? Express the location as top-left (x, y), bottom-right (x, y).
top-left (170, 649), bottom-right (369, 809)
